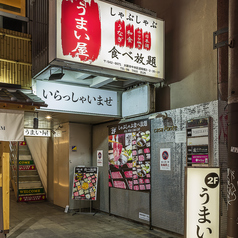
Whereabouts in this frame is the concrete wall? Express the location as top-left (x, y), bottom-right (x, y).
top-left (93, 100), bottom-right (227, 235)
top-left (139, 0), bottom-right (218, 110)
top-left (53, 123), bottom-right (70, 208)
top-left (68, 123), bottom-right (92, 209)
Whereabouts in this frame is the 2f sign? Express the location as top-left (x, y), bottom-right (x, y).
top-left (205, 173), bottom-right (220, 188)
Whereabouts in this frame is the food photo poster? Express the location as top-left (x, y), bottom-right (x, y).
top-left (108, 119), bottom-right (151, 191)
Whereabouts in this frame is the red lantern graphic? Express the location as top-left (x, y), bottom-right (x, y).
top-left (61, 0), bottom-right (101, 62)
top-left (135, 28), bottom-right (143, 50)
top-left (143, 32), bottom-right (151, 51)
top-left (126, 24), bottom-right (134, 49)
top-left (115, 20), bottom-right (125, 47)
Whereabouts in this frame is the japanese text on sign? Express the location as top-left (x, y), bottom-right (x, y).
top-left (57, 0), bottom-right (164, 79)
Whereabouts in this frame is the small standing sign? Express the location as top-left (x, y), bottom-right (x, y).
top-left (97, 150), bottom-right (103, 167)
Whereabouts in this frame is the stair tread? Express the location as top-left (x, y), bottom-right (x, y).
top-left (19, 181), bottom-right (42, 184)
top-left (19, 187), bottom-right (44, 189)
top-left (19, 175), bottom-right (40, 177)
top-left (19, 193), bottom-right (46, 196)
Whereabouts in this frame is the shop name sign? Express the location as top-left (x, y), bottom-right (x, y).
top-left (56, 0), bottom-right (164, 79)
top-left (154, 125), bottom-right (177, 133)
top-left (24, 129), bottom-right (51, 137)
top-left (35, 81), bottom-right (118, 116)
top-left (186, 167), bottom-right (220, 238)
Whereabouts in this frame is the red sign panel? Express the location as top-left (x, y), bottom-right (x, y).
top-left (144, 32), bottom-right (151, 51)
top-left (19, 141), bottom-right (27, 146)
top-left (135, 28), bottom-right (143, 50)
top-left (61, 0), bottom-right (101, 62)
top-left (19, 165), bottom-right (36, 170)
top-left (126, 24), bottom-right (134, 49)
top-left (115, 20), bottom-right (125, 47)
top-left (18, 194), bottom-right (46, 202)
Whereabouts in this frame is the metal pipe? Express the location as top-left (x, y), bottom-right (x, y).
top-left (227, 0), bottom-right (238, 236)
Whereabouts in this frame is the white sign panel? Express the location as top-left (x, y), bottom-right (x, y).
top-left (175, 131), bottom-right (186, 143)
top-left (24, 129), bottom-right (51, 137)
top-left (191, 127), bottom-right (208, 137)
top-left (0, 110), bottom-right (24, 141)
top-left (187, 136), bottom-right (208, 146)
top-left (56, 0), bottom-right (164, 79)
top-left (35, 81), bottom-right (118, 115)
top-left (97, 150), bottom-right (103, 167)
top-left (186, 167), bottom-right (220, 238)
top-left (139, 212), bottom-right (149, 221)
top-left (122, 85), bottom-right (150, 118)
top-left (160, 148), bottom-right (171, 170)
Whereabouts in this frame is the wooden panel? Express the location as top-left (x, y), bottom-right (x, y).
top-left (0, 103), bottom-right (38, 111)
top-left (0, 28), bottom-right (32, 89)
top-left (2, 142), bottom-right (9, 233)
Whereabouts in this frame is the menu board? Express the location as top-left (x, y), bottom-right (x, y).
top-left (72, 167), bottom-right (98, 200)
top-left (108, 119), bottom-right (151, 191)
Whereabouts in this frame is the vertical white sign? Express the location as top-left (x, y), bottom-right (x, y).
top-left (97, 150), bottom-right (103, 167)
top-left (160, 148), bottom-right (171, 171)
top-left (186, 167), bottom-right (220, 238)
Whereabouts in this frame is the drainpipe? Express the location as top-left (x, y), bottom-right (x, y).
top-left (227, 0), bottom-right (238, 236)
top-left (217, 0), bottom-right (228, 101)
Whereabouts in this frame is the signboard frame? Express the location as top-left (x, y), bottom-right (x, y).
top-left (185, 167), bottom-right (220, 238)
top-left (72, 166), bottom-right (98, 201)
top-left (51, 0), bottom-right (165, 83)
top-left (186, 117), bottom-right (212, 166)
top-left (108, 119), bottom-right (151, 191)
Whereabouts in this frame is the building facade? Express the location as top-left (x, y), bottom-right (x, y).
top-left (0, 0), bottom-right (230, 237)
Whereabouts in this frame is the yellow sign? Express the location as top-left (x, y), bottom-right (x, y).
top-left (72, 146), bottom-right (77, 151)
top-left (0, 0), bottom-right (26, 17)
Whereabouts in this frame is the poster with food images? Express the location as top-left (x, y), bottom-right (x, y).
top-left (108, 119), bottom-right (151, 191)
top-left (72, 167), bottom-right (98, 200)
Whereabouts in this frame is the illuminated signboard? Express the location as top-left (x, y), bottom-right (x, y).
top-left (185, 167), bottom-right (220, 238)
top-left (56, 0), bottom-right (164, 79)
top-left (35, 80), bottom-right (118, 116)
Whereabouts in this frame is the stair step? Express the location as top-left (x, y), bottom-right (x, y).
top-left (19, 150), bottom-right (31, 155)
top-left (19, 187), bottom-right (45, 195)
top-left (19, 170), bottom-right (38, 176)
top-left (18, 194), bottom-right (46, 202)
top-left (19, 181), bottom-right (42, 189)
top-left (19, 155), bottom-right (32, 160)
top-left (19, 175), bottom-right (41, 182)
top-left (19, 160), bottom-right (34, 165)
top-left (19, 141), bottom-right (27, 146)
top-left (19, 165), bottom-right (36, 170)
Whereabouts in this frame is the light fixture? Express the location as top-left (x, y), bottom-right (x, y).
top-left (49, 67), bottom-right (64, 80)
top-left (45, 115), bottom-right (52, 120)
top-left (33, 112), bottom-right (38, 129)
top-left (149, 112), bottom-right (168, 120)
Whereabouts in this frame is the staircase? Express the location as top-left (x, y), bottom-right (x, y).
top-left (15, 141), bottom-right (46, 202)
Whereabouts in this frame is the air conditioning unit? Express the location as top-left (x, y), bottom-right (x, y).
top-left (122, 84), bottom-right (155, 118)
